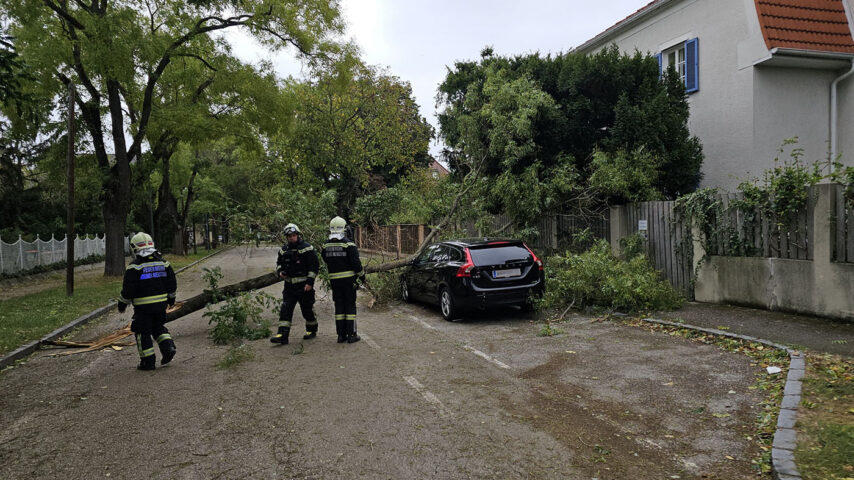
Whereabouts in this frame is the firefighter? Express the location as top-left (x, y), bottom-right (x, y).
top-left (118, 232), bottom-right (178, 371)
top-left (270, 223), bottom-right (319, 345)
top-left (321, 216), bottom-right (365, 344)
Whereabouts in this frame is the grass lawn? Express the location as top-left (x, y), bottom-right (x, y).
top-left (795, 353), bottom-right (854, 480)
top-left (0, 248), bottom-right (221, 357)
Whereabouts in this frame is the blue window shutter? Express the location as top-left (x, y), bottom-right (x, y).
top-left (655, 52), bottom-right (662, 79)
top-left (685, 37), bottom-right (699, 93)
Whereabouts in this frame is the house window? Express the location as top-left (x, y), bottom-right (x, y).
top-left (656, 37), bottom-right (699, 93)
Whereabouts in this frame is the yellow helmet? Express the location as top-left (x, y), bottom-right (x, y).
top-left (329, 216), bottom-right (347, 234)
top-left (130, 232), bottom-right (155, 254)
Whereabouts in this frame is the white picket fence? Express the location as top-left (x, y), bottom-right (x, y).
top-left (0, 234), bottom-right (130, 275)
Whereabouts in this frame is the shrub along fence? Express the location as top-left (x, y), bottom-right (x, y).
top-left (610, 184), bottom-right (854, 320)
top-left (0, 234), bottom-right (130, 276)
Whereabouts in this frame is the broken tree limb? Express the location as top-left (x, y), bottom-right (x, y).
top-left (165, 271), bottom-right (282, 323)
top-left (364, 160), bottom-right (483, 275)
top-left (47, 324), bottom-right (135, 356)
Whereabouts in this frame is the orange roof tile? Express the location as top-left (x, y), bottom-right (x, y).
top-left (755, 0), bottom-right (854, 53)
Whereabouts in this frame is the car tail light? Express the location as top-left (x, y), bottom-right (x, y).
top-left (524, 244), bottom-right (543, 271)
top-left (456, 248), bottom-right (475, 277)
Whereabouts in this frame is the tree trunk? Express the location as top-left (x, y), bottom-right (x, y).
top-left (102, 163), bottom-right (130, 276)
top-left (165, 272), bottom-right (281, 323)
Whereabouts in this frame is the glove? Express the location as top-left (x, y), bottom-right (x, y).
top-left (117, 302), bottom-right (127, 313)
top-left (359, 275), bottom-right (366, 285)
top-left (167, 297), bottom-right (175, 307)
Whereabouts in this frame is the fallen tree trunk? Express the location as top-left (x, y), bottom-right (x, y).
top-left (165, 271), bottom-right (282, 323)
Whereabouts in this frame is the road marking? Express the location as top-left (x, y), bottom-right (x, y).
top-left (463, 345), bottom-right (511, 369)
top-left (403, 376), bottom-right (451, 417)
top-left (409, 314), bottom-right (437, 330)
top-left (361, 333), bottom-right (380, 350)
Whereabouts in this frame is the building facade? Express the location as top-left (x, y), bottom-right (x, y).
top-left (576, 0), bottom-right (854, 190)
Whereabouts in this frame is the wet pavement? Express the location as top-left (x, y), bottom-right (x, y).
top-left (654, 302), bottom-right (854, 357)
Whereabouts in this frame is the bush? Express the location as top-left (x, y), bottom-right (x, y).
top-left (202, 266), bottom-right (277, 345)
top-left (365, 271), bottom-right (401, 305)
top-left (540, 240), bottom-right (683, 314)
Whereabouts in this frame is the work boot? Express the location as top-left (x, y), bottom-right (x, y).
top-left (335, 320), bottom-right (346, 343)
top-left (344, 319), bottom-right (359, 343)
top-left (158, 338), bottom-right (177, 365)
top-left (270, 333), bottom-right (289, 345)
top-left (303, 331), bottom-right (317, 340)
top-left (137, 356), bottom-right (156, 371)
top-left (270, 327), bottom-right (289, 344)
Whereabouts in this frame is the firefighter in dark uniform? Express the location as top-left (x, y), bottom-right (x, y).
top-left (118, 232), bottom-right (178, 371)
top-left (270, 223), bottom-right (319, 345)
top-left (321, 216), bottom-right (365, 344)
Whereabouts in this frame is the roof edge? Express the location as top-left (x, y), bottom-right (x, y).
top-left (573, 0), bottom-right (681, 53)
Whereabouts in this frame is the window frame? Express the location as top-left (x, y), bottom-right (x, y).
top-left (656, 37), bottom-right (699, 93)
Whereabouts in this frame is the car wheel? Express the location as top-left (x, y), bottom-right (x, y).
top-left (401, 278), bottom-right (411, 303)
top-left (439, 287), bottom-right (458, 321)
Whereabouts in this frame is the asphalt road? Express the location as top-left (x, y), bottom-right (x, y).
top-left (0, 246), bottom-right (773, 479)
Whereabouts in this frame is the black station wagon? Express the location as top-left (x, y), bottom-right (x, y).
top-left (400, 238), bottom-right (545, 321)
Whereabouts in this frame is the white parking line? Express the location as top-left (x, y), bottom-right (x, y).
top-left (361, 333), bottom-right (380, 350)
top-left (403, 376), bottom-right (452, 417)
top-left (463, 345), bottom-right (511, 369)
top-left (409, 314), bottom-right (437, 330)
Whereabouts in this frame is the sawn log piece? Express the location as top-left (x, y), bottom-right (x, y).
top-left (165, 271), bottom-right (281, 323)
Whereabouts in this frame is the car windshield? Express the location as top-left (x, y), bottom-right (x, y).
top-left (468, 245), bottom-right (530, 266)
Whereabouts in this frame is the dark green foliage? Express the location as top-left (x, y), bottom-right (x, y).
top-left (437, 45), bottom-right (704, 222)
top-left (539, 240), bottom-right (683, 313)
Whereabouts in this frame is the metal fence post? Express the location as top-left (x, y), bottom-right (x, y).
top-left (18, 235), bottom-right (24, 270)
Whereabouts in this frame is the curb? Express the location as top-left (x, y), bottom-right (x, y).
top-left (0, 245), bottom-right (233, 371)
top-left (0, 304), bottom-right (115, 370)
top-left (640, 317), bottom-right (803, 480)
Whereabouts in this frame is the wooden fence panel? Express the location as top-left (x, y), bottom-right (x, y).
top-left (848, 203), bottom-right (854, 263)
top-left (835, 185), bottom-right (846, 262)
top-left (622, 200), bottom-right (693, 299)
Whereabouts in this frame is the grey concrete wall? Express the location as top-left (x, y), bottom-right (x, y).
top-left (693, 184), bottom-right (854, 320)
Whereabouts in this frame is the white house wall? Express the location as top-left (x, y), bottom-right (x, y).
top-left (752, 67), bottom-right (843, 177)
top-left (840, 73), bottom-right (854, 168)
top-left (578, 0), bottom-right (854, 190)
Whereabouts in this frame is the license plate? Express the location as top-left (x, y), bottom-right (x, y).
top-left (492, 268), bottom-right (521, 278)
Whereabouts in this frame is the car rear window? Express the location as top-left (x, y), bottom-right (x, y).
top-left (468, 245), bottom-right (531, 266)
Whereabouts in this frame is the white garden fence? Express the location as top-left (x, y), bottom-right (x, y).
top-left (0, 234), bottom-right (130, 275)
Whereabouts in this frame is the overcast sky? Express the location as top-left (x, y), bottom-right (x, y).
top-left (229, 0), bottom-right (652, 156)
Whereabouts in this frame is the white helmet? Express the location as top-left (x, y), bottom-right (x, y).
top-left (329, 216), bottom-right (346, 235)
top-left (130, 232), bottom-right (155, 255)
top-left (283, 223), bottom-right (301, 236)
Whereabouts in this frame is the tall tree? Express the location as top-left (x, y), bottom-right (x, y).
top-left (281, 63), bottom-right (434, 217)
top-left (437, 46), bottom-right (704, 218)
top-left (3, 0), bottom-right (344, 275)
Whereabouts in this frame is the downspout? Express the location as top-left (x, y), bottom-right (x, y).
top-left (830, 59), bottom-right (854, 167)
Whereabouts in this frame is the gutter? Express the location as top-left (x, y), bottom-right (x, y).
top-left (831, 59), bottom-right (854, 164)
top-left (768, 47), bottom-right (854, 62)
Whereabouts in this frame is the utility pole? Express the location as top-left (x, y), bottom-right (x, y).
top-left (66, 83), bottom-right (76, 296)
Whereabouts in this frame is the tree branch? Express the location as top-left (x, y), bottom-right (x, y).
top-left (43, 0), bottom-right (86, 31)
top-left (129, 14), bottom-right (255, 161)
top-left (173, 53), bottom-right (218, 72)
